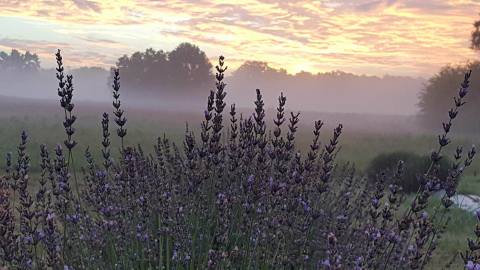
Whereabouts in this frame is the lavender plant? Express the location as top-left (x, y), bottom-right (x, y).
top-left (112, 68), bottom-right (127, 150)
top-left (0, 52), bottom-right (477, 270)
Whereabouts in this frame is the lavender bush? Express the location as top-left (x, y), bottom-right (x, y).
top-left (0, 51), bottom-right (477, 269)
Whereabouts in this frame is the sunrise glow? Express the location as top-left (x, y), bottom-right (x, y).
top-left (0, 0), bottom-right (478, 76)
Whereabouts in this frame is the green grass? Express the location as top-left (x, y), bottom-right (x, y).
top-left (395, 195), bottom-right (477, 269)
top-left (458, 175), bottom-right (480, 196)
top-left (3, 113), bottom-right (480, 175)
top-left (427, 207), bottom-right (475, 270)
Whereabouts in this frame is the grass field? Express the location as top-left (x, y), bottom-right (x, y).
top-left (2, 107), bottom-right (478, 175)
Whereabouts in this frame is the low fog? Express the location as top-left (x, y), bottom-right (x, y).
top-left (226, 63), bottom-right (425, 116)
top-left (0, 62), bottom-right (425, 116)
top-left (0, 67), bottom-right (111, 102)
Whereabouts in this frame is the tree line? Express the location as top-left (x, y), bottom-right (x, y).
top-left (112, 42), bottom-right (214, 95)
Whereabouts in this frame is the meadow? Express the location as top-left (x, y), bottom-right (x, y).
top-left (2, 97), bottom-right (478, 175)
top-left (1, 53), bottom-right (479, 269)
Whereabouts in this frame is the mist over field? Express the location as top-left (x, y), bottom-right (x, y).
top-left (0, 62), bottom-right (425, 117)
top-left (0, 67), bottom-right (111, 102)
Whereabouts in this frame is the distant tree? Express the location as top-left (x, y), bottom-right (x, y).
top-left (472, 16), bottom-right (480, 50)
top-left (168, 43), bottom-right (213, 88)
top-left (420, 17), bottom-right (480, 132)
top-left (233, 61), bottom-right (287, 80)
top-left (418, 62), bottom-right (480, 132)
top-left (0, 49), bottom-right (40, 72)
top-left (113, 43), bottom-right (213, 95)
top-left (116, 48), bottom-right (169, 90)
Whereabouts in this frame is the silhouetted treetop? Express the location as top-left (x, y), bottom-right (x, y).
top-left (419, 62), bottom-right (480, 132)
top-left (472, 17), bottom-right (480, 50)
top-left (168, 43), bottom-right (213, 86)
top-left (233, 61), bottom-right (287, 79)
top-left (0, 49), bottom-right (40, 72)
top-left (234, 61), bottom-right (367, 80)
top-left (113, 43), bottom-right (214, 95)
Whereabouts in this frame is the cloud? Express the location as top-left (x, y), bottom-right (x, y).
top-left (72, 0), bottom-right (101, 13)
top-left (78, 36), bottom-right (119, 45)
top-left (322, 0), bottom-right (398, 12)
top-left (0, 0), bottom-right (478, 77)
top-left (0, 38), bottom-right (70, 51)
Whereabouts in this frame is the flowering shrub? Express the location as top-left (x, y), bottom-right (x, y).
top-left (0, 51), bottom-right (478, 269)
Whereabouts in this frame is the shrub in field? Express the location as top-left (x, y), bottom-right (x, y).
top-left (0, 51), bottom-right (477, 269)
top-left (367, 151), bottom-right (452, 193)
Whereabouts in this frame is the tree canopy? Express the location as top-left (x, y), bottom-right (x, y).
top-left (233, 61), bottom-right (287, 78)
top-left (418, 62), bottom-right (480, 133)
top-left (472, 16), bottom-right (480, 50)
top-left (0, 49), bottom-right (40, 72)
top-left (113, 43), bottom-right (214, 95)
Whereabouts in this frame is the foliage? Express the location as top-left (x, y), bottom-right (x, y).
top-left (113, 43), bottom-right (214, 95)
top-left (0, 49), bottom-right (40, 72)
top-left (418, 61), bottom-right (480, 133)
top-left (233, 61), bottom-right (288, 79)
top-left (366, 151), bottom-right (452, 193)
top-left (471, 17), bottom-right (480, 51)
top-left (0, 51), bottom-right (478, 270)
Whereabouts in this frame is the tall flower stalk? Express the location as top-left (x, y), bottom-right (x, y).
top-left (112, 68), bottom-right (127, 151)
top-left (55, 49), bottom-right (80, 200)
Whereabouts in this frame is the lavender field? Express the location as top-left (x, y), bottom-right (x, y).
top-left (3, 1), bottom-right (480, 269)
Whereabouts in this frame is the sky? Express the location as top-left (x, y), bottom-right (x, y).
top-left (0, 0), bottom-right (479, 77)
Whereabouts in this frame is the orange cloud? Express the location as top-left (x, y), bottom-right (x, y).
top-left (0, 0), bottom-right (478, 76)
